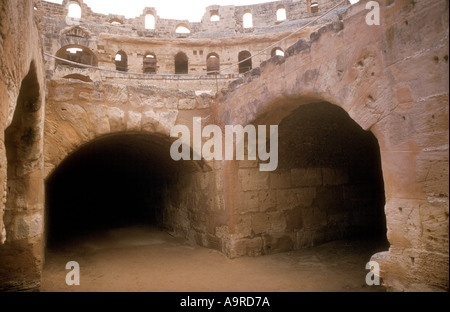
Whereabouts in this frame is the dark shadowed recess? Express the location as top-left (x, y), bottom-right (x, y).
top-left (45, 133), bottom-right (203, 247)
top-left (277, 102), bottom-right (387, 240)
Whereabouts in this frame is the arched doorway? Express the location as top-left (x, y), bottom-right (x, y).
top-left (145, 13), bottom-right (155, 30)
top-left (276, 6), bottom-right (287, 22)
top-left (55, 45), bottom-right (97, 68)
top-left (45, 133), bottom-right (207, 246)
top-left (206, 53), bottom-right (220, 75)
top-left (115, 51), bottom-right (128, 72)
top-left (143, 52), bottom-right (157, 73)
top-left (238, 51), bottom-right (252, 73)
top-left (243, 101), bottom-right (388, 253)
top-left (175, 52), bottom-right (188, 74)
top-left (67, 2), bottom-right (82, 19)
top-left (243, 11), bottom-right (253, 28)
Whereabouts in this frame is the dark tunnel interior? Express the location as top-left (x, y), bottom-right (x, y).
top-left (277, 102), bottom-right (387, 241)
top-left (45, 134), bottom-right (189, 247)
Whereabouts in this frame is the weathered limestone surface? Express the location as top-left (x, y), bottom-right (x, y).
top-left (44, 80), bottom-right (215, 176)
top-left (215, 0), bottom-right (449, 292)
top-left (0, 0), bottom-right (46, 291)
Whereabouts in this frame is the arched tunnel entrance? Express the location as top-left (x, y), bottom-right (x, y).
top-left (45, 133), bottom-right (206, 247)
top-left (253, 101), bottom-right (388, 251)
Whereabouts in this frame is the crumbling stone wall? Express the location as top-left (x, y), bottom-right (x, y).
top-left (0, 0), bottom-right (46, 291)
top-left (38, 0), bottom-right (333, 86)
top-left (36, 0), bottom-right (342, 37)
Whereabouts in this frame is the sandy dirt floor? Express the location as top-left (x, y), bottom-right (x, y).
top-left (41, 226), bottom-right (388, 292)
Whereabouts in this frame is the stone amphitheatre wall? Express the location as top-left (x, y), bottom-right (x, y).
top-left (214, 0), bottom-right (449, 291)
top-left (37, 0), bottom-right (343, 91)
top-left (36, 0), bottom-right (342, 37)
top-left (0, 0), bottom-right (448, 292)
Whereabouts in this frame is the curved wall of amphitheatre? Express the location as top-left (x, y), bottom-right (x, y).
top-left (37, 0), bottom-right (343, 91)
top-left (0, 0), bottom-right (448, 292)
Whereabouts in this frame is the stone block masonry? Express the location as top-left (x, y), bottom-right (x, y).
top-left (0, 0), bottom-right (448, 293)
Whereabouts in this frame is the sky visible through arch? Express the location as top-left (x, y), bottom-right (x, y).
top-left (45, 0), bottom-right (277, 22)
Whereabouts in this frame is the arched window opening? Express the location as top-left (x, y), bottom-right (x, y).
top-left (238, 51), bottom-right (252, 74)
top-left (67, 2), bottom-right (82, 19)
top-left (243, 12), bottom-right (253, 28)
top-left (110, 18), bottom-right (123, 25)
top-left (176, 25), bottom-right (191, 34)
top-left (210, 11), bottom-right (220, 22)
top-left (175, 52), bottom-right (188, 74)
top-left (143, 53), bottom-right (157, 74)
top-left (145, 14), bottom-right (155, 30)
top-left (276, 7), bottom-right (287, 21)
top-left (206, 53), bottom-right (220, 75)
top-left (56, 45), bottom-right (97, 68)
top-left (115, 51), bottom-right (128, 72)
top-left (271, 47), bottom-right (285, 57)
